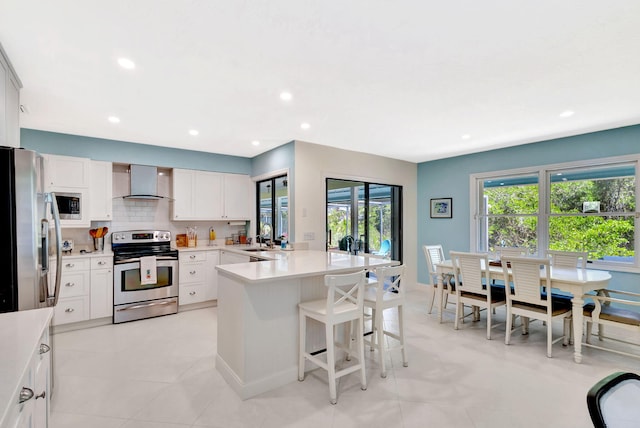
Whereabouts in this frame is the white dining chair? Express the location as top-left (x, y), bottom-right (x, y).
top-left (547, 250), bottom-right (588, 269)
top-left (298, 270), bottom-right (367, 404)
top-left (363, 264), bottom-right (408, 378)
top-left (502, 256), bottom-right (572, 357)
top-left (423, 244), bottom-right (455, 314)
top-left (450, 251), bottom-right (506, 340)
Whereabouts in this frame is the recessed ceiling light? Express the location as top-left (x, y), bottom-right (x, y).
top-left (251, 140), bottom-right (260, 146)
top-left (117, 57), bottom-right (135, 69)
top-left (461, 134), bottom-right (471, 140)
top-left (300, 122), bottom-right (310, 130)
top-left (189, 129), bottom-right (199, 136)
top-left (108, 116), bottom-right (120, 123)
top-left (559, 110), bottom-right (574, 118)
top-left (280, 92), bottom-right (292, 101)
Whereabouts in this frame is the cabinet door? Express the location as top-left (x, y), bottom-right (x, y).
top-left (90, 268), bottom-right (113, 319)
top-left (44, 154), bottom-right (90, 189)
top-left (194, 171), bottom-right (223, 219)
top-left (223, 174), bottom-right (252, 219)
top-left (90, 160), bottom-right (113, 220)
top-left (219, 250), bottom-right (250, 264)
top-left (172, 169), bottom-right (195, 220)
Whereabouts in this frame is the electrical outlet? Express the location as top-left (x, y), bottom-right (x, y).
top-left (303, 232), bottom-right (315, 241)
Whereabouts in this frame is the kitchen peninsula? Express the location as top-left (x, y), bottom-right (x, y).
top-left (215, 250), bottom-right (396, 399)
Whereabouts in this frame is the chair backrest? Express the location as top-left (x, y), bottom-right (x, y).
top-left (450, 251), bottom-right (490, 296)
top-left (499, 247), bottom-right (528, 259)
top-left (587, 371), bottom-right (640, 428)
top-left (547, 250), bottom-right (588, 269)
top-left (373, 264), bottom-right (406, 300)
top-left (324, 270), bottom-right (366, 320)
top-left (502, 256), bottom-right (550, 308)
top-left (423, 245), bottom-right (445, 285)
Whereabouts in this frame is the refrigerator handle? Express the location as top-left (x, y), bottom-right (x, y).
top-left (46, 192), bottom-right (63, 307)
top-left (41, 219), bottom-right (49, 274)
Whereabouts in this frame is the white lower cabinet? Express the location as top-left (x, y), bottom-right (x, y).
top-left (4, 313), bottom-right (51, 428)
top-left (90, 256), bottom-right (113, 319)
top-left (52, 258), bottom-right (90, 326)
top-left (179, 250), bottom-right (219, 305)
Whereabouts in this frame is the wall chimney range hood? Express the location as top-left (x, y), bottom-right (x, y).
top-left (123, 164), bottom-right (166, 200)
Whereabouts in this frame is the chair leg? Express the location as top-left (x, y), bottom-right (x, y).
top-left (298, 312), bottom-right (306, 381)
top-left (326, 323), bottom-right (337, 404)
top-left (344, 322), bottom-right (352, 361)
top-left (376, 308), bottom-right (387, 378)
top-left (486, 304), bottom-right (492, 340)
top-left (562, 318), bottom-right (569, 346)
top-left (585, 320), bottom-right (593, 344)
top-left (428, 285), bottom-right (436, 314)
top-left (505, 308), bottom-right (512, 345)
top-left (546, 317), bottom-right (553, 358)
top-left (399, 304), bottom-right (408, 367)
top-left (454, 301), bottom-right (461, 330)
top-left (357, 317), bottom-right (367, 391)
top-left (369, 308), bottom-right (377, 352)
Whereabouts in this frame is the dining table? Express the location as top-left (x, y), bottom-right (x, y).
top-left (434, 259), bottom-right (612, 363)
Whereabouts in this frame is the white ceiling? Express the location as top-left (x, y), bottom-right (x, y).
top-left (1, 1), bottom-right (639, 163)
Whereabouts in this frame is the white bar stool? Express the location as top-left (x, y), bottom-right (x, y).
top-left (364, 265), bottom-right (408, 378)
top-left (298, 270), bottom-right (368, 404)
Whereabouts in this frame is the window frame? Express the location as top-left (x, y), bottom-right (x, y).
top-left (470, 154), bottom-right (640, 273)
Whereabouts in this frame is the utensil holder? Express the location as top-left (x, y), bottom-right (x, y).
top-left (93, 237), bottom-right (104, 252)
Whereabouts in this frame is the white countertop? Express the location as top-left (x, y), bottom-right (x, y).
top-left (216, 250), bottom-right (396, 283)
top-left (0, 308), bottom-right (53, 426)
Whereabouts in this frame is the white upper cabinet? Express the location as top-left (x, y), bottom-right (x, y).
top-left (89, 160), bottom-right (113, 220)
top-left (44, 154), bottom-right (90, 190)
top-left (0, 44), bottom-right (21, 148)
top-left (223, 174), bottom-right (252, 220)
top-left (172, 168), bottom-right (251, 221)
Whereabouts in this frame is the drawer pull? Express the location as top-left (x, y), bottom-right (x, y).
top-left (65, 308), bottom-right (75, 313)
top-left (189, 291), bottom-right (196, 296)
top-left (98, 261), bottom-right (106, 265)
top-left (65, 263), bottom-right (75, 268)
top-left (190, 270), bottom-right (197, 275)
top-left (35, 391), bottom-right (46, 400)
top-left (39, 343), bottom-right (51, 354)
top-left (19, 387), bottom-right (34, 403)
top-left (190, 255), bottom-right (196, 259)
top-left (65, 282), bottom-right (75, 287)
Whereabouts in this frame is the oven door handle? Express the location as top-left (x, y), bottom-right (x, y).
top-left (116, 300), bottom-right (177, 312)
top-left (115, 256), bottom-right (178, 264)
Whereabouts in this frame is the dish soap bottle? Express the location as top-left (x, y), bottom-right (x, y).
top-left (209, 227), bottom-right (216, 245)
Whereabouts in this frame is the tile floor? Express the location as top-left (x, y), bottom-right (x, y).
top-left (50, 290), bottom-right (638, 427)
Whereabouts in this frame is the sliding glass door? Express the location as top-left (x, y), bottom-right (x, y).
top-left (326, 178), bottom-right (402, 261)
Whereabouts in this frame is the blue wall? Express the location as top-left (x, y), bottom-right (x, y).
top-left (21, 129), bottom-right (252, 174)
top-left (417, 124), bottom-right (640, 289)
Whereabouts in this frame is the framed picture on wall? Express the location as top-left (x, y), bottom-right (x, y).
top-left (430, 198), bottom-right (452, 218)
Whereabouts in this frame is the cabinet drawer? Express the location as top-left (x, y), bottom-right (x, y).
top-left (183, 251), bottom-right (207, 262)
top-left (179, 264), bottom-right (206, 284)
top-left (59, 271), bottom-right (90, 298)
top-left (61, 258), bottom-right (91, 272)
top-left (53, 297), bottom-right (90, 325)
top-left (91, 256), bottom-right (113, 269)
top-left (180, 284), bottom-right (208, 305)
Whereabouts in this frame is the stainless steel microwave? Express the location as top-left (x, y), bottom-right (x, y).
top-left (55, 192), bottom-right (82, 220)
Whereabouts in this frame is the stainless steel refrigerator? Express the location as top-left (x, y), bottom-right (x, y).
top-left (0, 146), bottom-right (62, 313)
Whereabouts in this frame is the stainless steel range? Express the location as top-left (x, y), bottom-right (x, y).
top-left (111, 230), bottom-right (179, 323)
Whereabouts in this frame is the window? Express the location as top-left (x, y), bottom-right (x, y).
top-left (326, 178), bottom-right (402, 261)
top-left (471, 155), bottom-right (639, 271)
top-left (256, 175), bottom-right (288, 243)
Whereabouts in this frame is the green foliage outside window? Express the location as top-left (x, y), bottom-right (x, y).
top-left (484, 176), bottom-right (635, 259)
